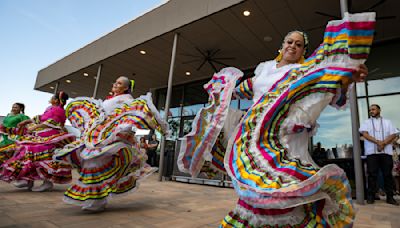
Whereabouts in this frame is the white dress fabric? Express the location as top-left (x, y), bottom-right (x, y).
top-left (54, 93), bottom-right (168, 208)
top-left (252, 60), bottom-right (300, 103)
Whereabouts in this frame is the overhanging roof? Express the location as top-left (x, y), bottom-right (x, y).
top-left (35, 0), bottom-right (400, 99)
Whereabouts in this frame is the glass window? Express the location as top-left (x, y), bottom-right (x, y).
top-left (167, 117), bottom-right (181, 141)
top-left (182, 118), bottom-right (194, 136)
top-left (230, 99), bottom-right (239, 109)
top-left (156, 89), bottom-right (166, 110)
top-left (183, 80), bottom-right (208, 107)
top-left (357, 98), bottom-right (369, 124)
top-left (239, 99), bottom-right (253, 110)
top-left (156, 86), bottom-right (184, 112)
top-left (159, 107), bottom-right (181, 119)
top-left (313, 106), bottom-right (353, 152)
top-left (356, 82), bottom-right (366, 97)
top-left (171, 87), bottom-right (184, 108)
top-left (366, 77), bottom-right (400, 96)
top-left (368, 94), bottom-right (400, 128)
top-left (169, 107), bottom-right (181, 117)
top-left (182, 104), bottom-right (204, 117)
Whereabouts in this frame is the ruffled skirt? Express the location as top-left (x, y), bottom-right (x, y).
top-left (0, 131), bottom-right (75, 183)
top-left (0, 141), bottom-right (17, 165)
top-left (58, 143), bottom-right (156, 207)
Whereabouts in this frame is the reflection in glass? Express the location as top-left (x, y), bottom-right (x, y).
top-left (159, 107), bottom-right (181, 119)
top-left (182, 118), bottom-right (194, 136)
top-left (183, 80), bottom-right (208, 106)
top-left (239, 99), bottom-right (253, 110)
top-left (169, 107), bottom-right (181, 117)
top-left (313, 106), bottom-right (352, 151)
top-left (182, 104), bottom-right (204, 117)
top-left (159, 110), bottom-right (165, 119)
top-left (356, 82), bottom-right (366, 97)
top-left (156, 86), bottom-right (184, 111)
top-left (366, 77), bottom-right (400, 96)
top-left (230, 99), bottom-right (239, 109)
top-left (357, 98), bottom-right (368, 124)
top-left (368, 94), bottom-right (400, 128)
top-left (167, 117), bottom-right (181, 140)
top-left (157, 92), bottom-right (166, 110)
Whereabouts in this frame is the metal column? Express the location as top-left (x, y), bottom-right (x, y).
top-left (159, 33), bottom-right (179, 181)
top-left (365, 81), bottom-right (370, 113)
top-left (340, 0), bottom-right (365, 204)
top-left (53, 81), bottom-right (60, 95)
top-left (93, 64), bottom-right (103, 98)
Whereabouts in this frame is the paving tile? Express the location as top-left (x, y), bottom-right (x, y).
top-left (0, 215), bottom-right (16, 227)
top-left (1, 173), bottom-right (400, 227)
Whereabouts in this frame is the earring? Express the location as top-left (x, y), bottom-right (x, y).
top-left (298, 56), bottom-right (305, 64)
top-left (275, 50), bottom-right (283, 62)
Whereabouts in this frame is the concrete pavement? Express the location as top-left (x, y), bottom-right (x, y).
top-left (1, 174), bottom-right (400, 228)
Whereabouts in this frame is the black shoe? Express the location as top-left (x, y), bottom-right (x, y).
top-left (367, 198), bottom-right (375, 204)
top-left (386, 197), bottom-right (399, 206)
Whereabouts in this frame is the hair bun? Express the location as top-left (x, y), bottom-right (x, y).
top-left (58, 91), bottom-right (69, 106)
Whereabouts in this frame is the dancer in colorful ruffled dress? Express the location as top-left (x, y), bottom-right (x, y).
top-left (0, 92), bottom-right (75, 191)
top-left (54, 76), bottom-right (168, 211)
top-left (0, 103), bottom-right (30, 165)
top-left (179, 12), bottom-right (375, 227)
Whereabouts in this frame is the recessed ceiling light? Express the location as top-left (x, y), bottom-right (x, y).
top-left (185, 71), bottom-right (191, 76)
top-left (243, 10), bottom-right (251, 16)
top-left (140, 50), bottom-right (146, 55)
top-left (263, 36), bottom-right (272, 42)
top-left (50, 86), bottom-right (55, 89)
top-left (83, 72), bottom-right (89, 77)
top-left (66, 79), bottom-right (72, 83)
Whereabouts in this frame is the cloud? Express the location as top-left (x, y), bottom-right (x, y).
top-left (313, 76), bottom-right (400, 148)
top-left (314, 106), bottom-right (352, 148)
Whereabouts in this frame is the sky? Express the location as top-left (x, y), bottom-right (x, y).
top-left (1, 1), bottom-right (398, 149)
top-left (0, 0), bottom-right (166, 117)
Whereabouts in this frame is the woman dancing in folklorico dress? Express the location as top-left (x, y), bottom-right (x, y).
top-left (54, 76), bottom-right (168, 211)
top-left (178, 12), bottom-right (374, 227)
top-left (0, 92), bottom-right (75, 191)
top-left (0, 103), bottom-right (30, 165)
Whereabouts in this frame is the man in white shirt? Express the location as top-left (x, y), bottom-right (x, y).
top-left (360, 104), bottom-right (399, 205)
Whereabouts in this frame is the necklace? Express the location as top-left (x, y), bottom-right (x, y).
top-left (371, 117), bottom-right (385, 153)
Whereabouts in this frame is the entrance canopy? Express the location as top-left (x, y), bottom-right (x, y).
top-left (35, 0), bottom-right (400, 98)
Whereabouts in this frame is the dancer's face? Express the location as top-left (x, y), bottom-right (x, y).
top-left (49, 96), bottom-right (60, 106)
top-left (281, 32), bottom-right (305, 64)
top-left (111, 77), bottom-right (129, 95)
top-left (11, 104), bottom-right (22, 114)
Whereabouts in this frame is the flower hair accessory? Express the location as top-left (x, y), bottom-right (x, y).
top-left (58, 91), bottom-right (65, 106)
top-left (130, 80), bottom-right (135, 92)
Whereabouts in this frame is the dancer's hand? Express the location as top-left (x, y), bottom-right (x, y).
top-left (17, 119), bottom-right (31, 128)
top-left (27, 126), bottom-right (36, 134)
top-left (352, 64), bottom-right (368, 82)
